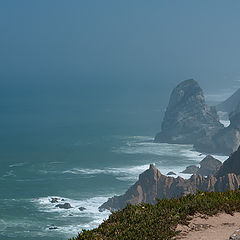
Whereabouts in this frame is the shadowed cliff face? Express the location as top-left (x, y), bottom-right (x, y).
top-left (216, 146), bottom-right (240, 178)
top-left (217, 88), bottom-right (240, 114)
top-left (99, 162), bottom-right (240, 211)
top-left (154, 79), bottom-right (223, 145)
top-left (195, 105), bottom-right (240, 155)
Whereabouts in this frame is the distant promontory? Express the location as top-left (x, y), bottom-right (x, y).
top-left (154, 79), bottom-right (240, 155)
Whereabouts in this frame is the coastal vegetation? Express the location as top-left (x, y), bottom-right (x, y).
top-left (70, 189), bottom-right (240, 240)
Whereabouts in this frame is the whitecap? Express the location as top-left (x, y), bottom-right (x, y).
top-left (9, 162), bottom-right (25, 168)
top-left (2, 170), bottom-right (16, 178)
top-left (62, 164), bottom-right (150, 182)
top-left (31, 195), bottom-right (111, 235)
top-left (32, 195), bottom-right (110, 216)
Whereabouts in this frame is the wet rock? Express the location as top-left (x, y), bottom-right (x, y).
top-left (167, 172), bottom-right (176, 175)
top-left (50, 198), bottom-right (59, 203)
top-left (78, 207), bottom-right (86, 211)
top-left (49, 226), bottom-right (58, 230)
top-left (55, 203), bottom-right (72, 209)
top-left (230, 229), bottom-right (240, 240)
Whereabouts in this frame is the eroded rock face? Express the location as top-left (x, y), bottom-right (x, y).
top-left (99, 164), bottom-right (240, 211)
top-left (195, 105), bottom-right (240, 155)
top-left (154, 79), bottom-right (223, 145)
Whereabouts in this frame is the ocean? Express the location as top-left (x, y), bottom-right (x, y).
top-left (0, 86), bottom-right (229, 240)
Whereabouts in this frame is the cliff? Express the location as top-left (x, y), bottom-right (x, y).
top-left (195, 104), bottom-right (240, 155)
top-left (154, 79), bottom-right (223, 145)
top-left (216, 145), bottom-right (240, 178)
top-left (99, 164), bottom-right (240, 211)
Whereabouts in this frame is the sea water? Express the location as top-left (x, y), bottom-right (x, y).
top-left (0, 89), bottom-right (228, 240)
top-left (0, 129), bottom-right (228, 240)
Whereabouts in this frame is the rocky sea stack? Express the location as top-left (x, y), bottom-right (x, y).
top-left (154, 79), bottom-right (223, 145)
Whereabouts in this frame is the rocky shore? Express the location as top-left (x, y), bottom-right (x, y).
top-left (99, 146), bottom-right (240, 211)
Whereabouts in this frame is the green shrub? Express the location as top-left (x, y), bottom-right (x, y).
top-left (70, 190), bottom-right (240, 240)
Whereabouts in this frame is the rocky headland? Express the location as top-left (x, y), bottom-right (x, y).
top-left (99, 145), bottom-right (240, 211)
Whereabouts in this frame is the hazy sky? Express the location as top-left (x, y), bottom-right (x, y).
top-left (1, 0), bottom-right (240, 102)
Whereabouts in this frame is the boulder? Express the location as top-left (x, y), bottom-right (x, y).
top-left (50, 198), bottom-right (59, 203)
top-left (55, 203), bottom-right (72, 209)
top-left (49, 226), bottom-right (58, 230)
top-left (167, 171), bottom-right (176, 175)
top-left (197, 155), bottom-right (222, 176)
top-left (181, 165), bottom-right (199, 174)
top-left (154, 79), bottom-right (223, 145)
top-left (230, 229), bottom-right (240, 240)
top-left (78, 207), bottom-right (86, 211)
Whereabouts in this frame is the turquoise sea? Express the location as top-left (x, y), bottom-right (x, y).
top-left (0, 88), bottom-right (228, 240)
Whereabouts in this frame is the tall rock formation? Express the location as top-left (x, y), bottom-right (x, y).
top-left (154, 79), bottom-right (223, 145)
top-left (195, 104), bottom-right (240, 155)
top-left (99, 164), bottom-right (240, 211)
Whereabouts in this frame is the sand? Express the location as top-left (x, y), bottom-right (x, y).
top-left (175, 212), bottom-right (240, 240)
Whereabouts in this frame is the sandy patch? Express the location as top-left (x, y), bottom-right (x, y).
top-left (175, 212), bottom-right (240, 240)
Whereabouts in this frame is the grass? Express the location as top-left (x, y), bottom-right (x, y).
top-left (70, 190), bottom-right (240, 240)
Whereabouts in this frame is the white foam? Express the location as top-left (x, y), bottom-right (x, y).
top-left (30, 195), bottom-right (111, 236)
top-left (32, 195), bottom-right (110, 217)
top-left (9, 162), bottom-right (25, 168)
top-left (63, 164), bottom-right (150, 182)
top-left (2, 170), bottom-right (16, 178)
top-left (220, 120), bottom-right (231, 127)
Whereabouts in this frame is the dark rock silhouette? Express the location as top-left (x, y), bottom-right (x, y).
top-left (55, 203), bottom-right (72, 209)
top-left (154, 79), bottom-right (223, 145)
top-left (167, 171), bottom-right (176, 175)
top-left (78, 207), bottom-right (86, 211)
top-left (50, 197), bottom-right (59, 203)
